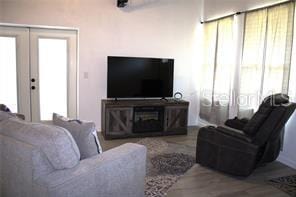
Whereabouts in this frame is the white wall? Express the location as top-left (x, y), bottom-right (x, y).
top-left (0, 1), bottom-right (3, 20)
top-left (0, 0), bottom-right (203, 129)
top-left (278, 11), bottom-right (296, 169)
top-left (204, 0), bottom-right (296, 169)
top-left (278, 112), bottom-right (296, 169)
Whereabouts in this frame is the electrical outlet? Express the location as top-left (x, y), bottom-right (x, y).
top-left (83, 72), bottom-right (89, 79)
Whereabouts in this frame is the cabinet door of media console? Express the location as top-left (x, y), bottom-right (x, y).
top-left (105, 107), bottom-right (133, 137)
top-left (165, 106), bottom-right (188, 133)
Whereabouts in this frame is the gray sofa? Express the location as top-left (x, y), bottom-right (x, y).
top-left (0, 113), bottom-right (147, 197)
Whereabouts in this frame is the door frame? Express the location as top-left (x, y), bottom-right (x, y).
top-left (30, 28), bottom-right (78, 121)
top-left (0, 23), bottom-right (79, 121)
top-left (0, 26), bottom-right (31, 120)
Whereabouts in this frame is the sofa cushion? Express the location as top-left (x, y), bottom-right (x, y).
top-left (0, 117), bottom-right (80, 170)
top-left (53, 113), bottom-right (102, 160)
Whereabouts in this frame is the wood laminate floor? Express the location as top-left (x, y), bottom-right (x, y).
top-left (98, 128), bottom-right (296, 197)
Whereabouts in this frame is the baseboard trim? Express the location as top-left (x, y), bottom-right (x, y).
top-left (99, 126), bottom-right (200, 133)
top-left (277, 153), bottom-right (296, 169)
top-left (188, 125), bottom-right (199, 129)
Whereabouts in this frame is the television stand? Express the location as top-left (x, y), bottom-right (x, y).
top-left (101, 99), bottom-right (189, 140)
top-left (161, 97), bottom-right (169, 102)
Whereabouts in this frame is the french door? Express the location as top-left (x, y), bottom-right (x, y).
top-left (0, 26), bottom-right (78, 122)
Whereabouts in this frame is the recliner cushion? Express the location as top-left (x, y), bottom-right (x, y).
top-left (0, 117), bottom-right (80, 170)
top-left (242, 94), bottom-right (289, 137)
top-left (243, 103), bottom-right (273, 136)
top-left (253, 106), bottom-right (288, 146)
top-left (224, 117), bottom-right (249, 130)
top-left (263, 94), bottom-right (289, 105)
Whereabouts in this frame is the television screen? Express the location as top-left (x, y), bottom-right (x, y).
top-left (107, 56), bottom-right (174, 98)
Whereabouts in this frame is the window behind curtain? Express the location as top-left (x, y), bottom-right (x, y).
top-left (239, 2), bottom-right (295, 118)
top-left (200, 17), bottom-right (234, 124)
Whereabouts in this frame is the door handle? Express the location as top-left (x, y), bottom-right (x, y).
top-left (31, 86), bottom-right (36, 90)
top-left (31, 78), bottom-right (36, 82)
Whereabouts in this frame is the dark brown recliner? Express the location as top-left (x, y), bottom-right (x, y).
top-left (196, 94), bottom-right (296, 176)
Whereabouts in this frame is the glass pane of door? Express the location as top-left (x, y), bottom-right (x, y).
top-left (38, 38), bottom-right (68, 120)
top-left (0, 37), bottom-right (18, 112)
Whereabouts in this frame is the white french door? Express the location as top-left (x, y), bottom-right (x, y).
top-left (0, 26), bottom-right (78, 122)
top-left (0, 26), bottom-right (31, 119)
top-left (30, 28), bottom-right (78, 121)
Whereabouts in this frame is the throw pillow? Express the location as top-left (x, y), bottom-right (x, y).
top-left (52, 113), bottom-right (102, 160)
top-left (0, 104), bottom-right (25, 120)
top-left (0, 111), bottom-right (16, 121)
top-left (0, 104), bottom-right (11, 112)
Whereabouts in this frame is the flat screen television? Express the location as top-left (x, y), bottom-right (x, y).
top-left (107, 56), bottom-right (174, 98)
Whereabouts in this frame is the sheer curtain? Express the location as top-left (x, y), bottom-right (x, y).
top-left (200, 17), bottom-right (234, 124)
top-left (239, 2), bottom-right (295, 118)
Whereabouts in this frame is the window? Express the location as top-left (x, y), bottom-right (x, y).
top-left (200, 17), bottom-right (234, 124)
top-left (239, 2), bottom-right (294, 117)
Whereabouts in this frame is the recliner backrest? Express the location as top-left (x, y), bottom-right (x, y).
top-left (253, 103), bottom-right (296, 146)
top-left (243, 94), bottom-right (289, 137)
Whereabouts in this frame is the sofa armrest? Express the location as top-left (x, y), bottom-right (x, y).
top-left (33, 143), bottom-right (147, 197)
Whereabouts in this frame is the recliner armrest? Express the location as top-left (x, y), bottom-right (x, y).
top-left (197, 126), bottom-right (259, 176)
top-left (224, 117), bottom-right (249, 130)
top-left (198, 126), bottom-right (258, 154)
top-left (216, 126), bottom-right (252, 143)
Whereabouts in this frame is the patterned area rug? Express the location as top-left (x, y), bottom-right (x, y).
top-left (137, 138), bottom-right (195, 197)
top-left (268, 175), bottom-right (296, 197)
